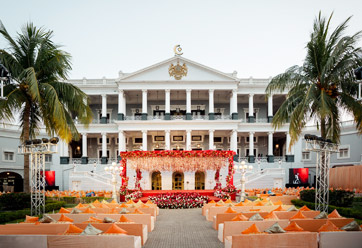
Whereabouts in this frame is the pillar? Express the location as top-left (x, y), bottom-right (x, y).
top-left (209, 89), bottom-right (214, 120)
top-left (248, 93), bottom-right (255, 123)
top-left (118, 130), bottom-right (125, 161)
top-left (101, 94), bottom-right (107, 123)
top-left (268, 94), bottom-right (273, 123)
top-left (118, 89), bottom-right (125, 120)
top-left (165, 130), bottom-right (171, 150)
top-left (209, 129), bottom-right (214, 150)
top-left (231, 129), bottom-right (238, 153)
top-left (186, 89), bottom-right (192, 120)
top-left (60, 140), bottom-right (69, 164)
top-left (101, 132), bottom-right (108, 164)
top-left (231, 89), bottom-right (238, 120)
top-left (81, 133), bottom-right (88, 164)
top-left (248, 132), bottom-right (255, 163)
top-left (165, 89), bottom-right (171, 120)
top-left (267, 132), bottom-right (274, 163)
top-left (186, 130), bottom-right (191, 150)
top-left (142, 130), bottom-right (148, 151)
top-left (285, 132), bottom-right (295, 162)
top-left (142, 89), bottom-right (148, 120)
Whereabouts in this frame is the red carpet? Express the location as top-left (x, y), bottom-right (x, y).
top-left (138, 190), bottom-right (221, 202)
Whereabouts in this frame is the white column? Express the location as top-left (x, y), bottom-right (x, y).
top-left (142, 130), bottom-right (148, 151)
top-left (101, 94), bottom-right (107, 118)
top-left (64, 141), bottom-right (69, 157)
top-left (231, 129), bottom-right (238, 152)
top-left (186, 130), bottom-right (191, 150)
top-left (102, 133), bottom-right (107, 157)
top-left (249, 132), bottom-right (254, 156)
top-left (165, 89), bottom-right (170, 114)
top-left (249, 93), bottom-right (254, 117)
top-left (232, 89), bottom-right (238, 114)
top-left (268, 94), bottom-right (273, 117)
top-left (165, 130), bottom-right (171, 150)
top-left (119, 130), bottom-right (125, 152)
top-left (268, 132), bottom-right (274, 156)
top-left (82, 133), bottom-right (87, 157)
top-left (142, 89), bottom-right (147, 114)
top-left (209, 89), bottom-right (214, 113)
top-left (286, 132), bottom-right (291, 155)
top-left (122, 92), bottom-right (126, 116)
top-left (118, 89), bottom-right (124, 115)
top-left (209, 129), bottom-right (214, 150)
top-left (186, 89), bottom-right (192, 113)
top-left (229, 94), bottom-right (233, 115)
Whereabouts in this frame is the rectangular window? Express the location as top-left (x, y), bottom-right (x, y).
top-left (214, 137), bottom-right (223, 143)
top-left (302, 152), bottom-right (310, 161)
top-left (337, 146), bottom-right (350, 159)
top-left (245, 136), bottom-right (258, 143)
top-left (4, 151), bottom-right (14, 161)
top-left (45, 154), bottom-right (52, 163)
top-left (98, 138), bottom-right (110, 144)
top-left (134, 138), bottom-right (143, 144)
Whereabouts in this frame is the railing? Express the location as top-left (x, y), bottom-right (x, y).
top-left (171, 115), bottom-right (186, 120)
top-left (68, 158), bottom-right (117, 165)
top-left (148, 115), bottom-right (165, 120)
top-left (68, 79), bottom-right (116, 85)
top-left (125, 116), bottom-right (142, 121)
top-left (192, 115), bottom-right (209, 120)
top-left (214, 115), bottom-right (232, 120)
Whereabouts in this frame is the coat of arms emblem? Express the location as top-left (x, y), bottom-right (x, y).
top-left (168, 62), bottom-right (187, 80)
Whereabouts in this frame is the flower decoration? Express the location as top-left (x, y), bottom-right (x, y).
top-left (149, 192), bottom-right (209, 209)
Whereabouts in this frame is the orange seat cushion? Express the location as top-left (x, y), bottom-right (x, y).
top-left (284, 221), bottom-right (305, 232)
top-left (25, 215), bottom-right (39, 223)
top-left (103, 223), bottom-right (128, 234)
top-left (225, 207), bottom-right (237, 213)
top-left (241, 224), bottom-right (263, 234)
top-left (318, 220), bottom-right (343, 232)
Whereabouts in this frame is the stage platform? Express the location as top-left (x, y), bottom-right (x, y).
top-left (138, 190), bottom-right (221, 202)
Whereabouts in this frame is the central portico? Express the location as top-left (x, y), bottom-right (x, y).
top-left (65, 52), bottom-right (292, 192)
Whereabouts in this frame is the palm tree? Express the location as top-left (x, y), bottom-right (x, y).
top-left (0, 21), bottom-right (92, 192)
top-left (266, 12), bottom-right (362, 147)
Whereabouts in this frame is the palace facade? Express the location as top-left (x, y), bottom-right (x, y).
top-left (1, 53), bottom-right (361, 192)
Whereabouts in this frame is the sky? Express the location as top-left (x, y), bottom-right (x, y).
top-left (1, 0), bottom-right (362, 80)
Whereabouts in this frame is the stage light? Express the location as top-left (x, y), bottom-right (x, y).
top-left (50, 137), bottom-right (59, 144)
top-left (42, 138), bottom-right (49, 143)
top-left (32, 139), bottom-right (42, 145)
top-left (25, 140), bottom-right (32, 145)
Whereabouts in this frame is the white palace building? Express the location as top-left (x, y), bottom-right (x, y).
top-left (1, 50), bottom-right (362, 192)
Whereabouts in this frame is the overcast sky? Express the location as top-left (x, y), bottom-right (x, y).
top-left (1, 0), bottom-right (362, 80)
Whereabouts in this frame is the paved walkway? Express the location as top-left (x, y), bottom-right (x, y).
top-left (144, 208), bottom-right (223, 248)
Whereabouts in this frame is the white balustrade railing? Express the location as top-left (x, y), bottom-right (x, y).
top-left (191, 115), bottom-right (209, 120)
top-left (70, 171), bottom-right (122, 187)
top-left (171, 115), bottom-right (186, 120)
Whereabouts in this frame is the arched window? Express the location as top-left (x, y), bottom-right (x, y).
top-left (151, 171), bottom-right (162, 190)
top-left (172, 172), bottom-right (184, 190)
top-left (195, 171), bottom-right (205, 190)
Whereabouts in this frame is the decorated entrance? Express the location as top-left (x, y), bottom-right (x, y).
top-left (151, 171), bottom-right (162, 190)
top-left (172, 172), bottom-right (184, 190)
top-left (195, 171), bottom-right (205, 190)
top-left (119, 150), bottom-right (236, 191)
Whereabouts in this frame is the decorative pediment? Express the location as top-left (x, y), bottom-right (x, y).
top-left (119, 56), bottom-right (237, 82)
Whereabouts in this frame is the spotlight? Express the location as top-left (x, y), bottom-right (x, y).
top-left (32, 139), bottom-right (42, 145)
top-left (50, 137), bottom-right (59, 144)
top-left (25, 140), bottom-right (33, 145)
top-left (42, 138), bottom-right (49, 143)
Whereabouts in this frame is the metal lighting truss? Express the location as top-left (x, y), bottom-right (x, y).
top-left (304, 135), bottom-right (338, 213)
top-left (18, 138), bottom-right (58, 215)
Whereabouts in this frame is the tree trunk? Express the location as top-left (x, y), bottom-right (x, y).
top-left (23, 102), bottom-right (30, 193)
top-left (321, 118), bottom-right (326, 139)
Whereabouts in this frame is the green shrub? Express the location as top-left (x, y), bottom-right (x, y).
top-left (0, 193), bottom-right (31, 211)
top-left (292, 199), bottom-right (362, 220)
top-left (300, 189), bottom-right (354, 207)
top-left (0, 201), bottom-right (65, 224)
